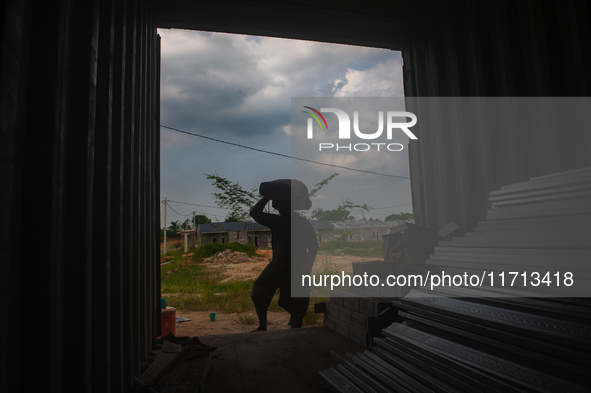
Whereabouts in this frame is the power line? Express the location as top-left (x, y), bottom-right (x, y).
top-left (348, 203), bottom-right (412, 213)
top-left (163, 201), bottom-right (226, 218)
top-left (160, 124), bottom-right (410, 180)
top-left (164, 202), bottom-right (193, 217)
top-left (371, 203), bottom-right (412, 210)
top-left (166, 200), bottom-right (229, 210)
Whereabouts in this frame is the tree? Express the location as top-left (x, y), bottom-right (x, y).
top-left (224, 214), bottom-right (240, 222)
top-left (311, 206), bottom-right (353, 222)
top-left (192, 214), bottom-right (211, 226)
top-left (308, 173), bottom-right (339, 197)
top-left (168, 220), bottom-right (181, 232)
top-left (385, 212), bottom-right (414, 221)
top-left (339, 198), bottom-right (373, 213)
top-left (205, 173), bottom-right (259, 222)
top-left (180, 218), bottom-right (192, 230)
top-left (310, 198), bottom-right (374, 223)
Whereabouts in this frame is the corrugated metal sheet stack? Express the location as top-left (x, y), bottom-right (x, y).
top-left (320, 167), bottom-right (591, 392)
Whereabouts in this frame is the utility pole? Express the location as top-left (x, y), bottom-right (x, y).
top-left (163, 197), bottom-right (167, 255)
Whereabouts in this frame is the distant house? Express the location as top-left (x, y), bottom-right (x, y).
top-left (312, 219), bottom-right (414, 244)
top-left (197, 222), bottom-right (272, 248)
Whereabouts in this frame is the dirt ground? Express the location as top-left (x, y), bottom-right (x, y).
top-left (160, 237), bottom-right (181, 252)
top-left (160, 240), bottom-right (378, 336)
top-left (171, 310), bottom-right (292, 337)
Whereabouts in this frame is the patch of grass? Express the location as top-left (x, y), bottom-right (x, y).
top-left (161, 242), bottom-right (329, 319)
top-left (303, 305), bottom-right (322, 326)
top-left (234, 314), bottom-right (257, 325)
top-left (308, 255), bottom-right (340, 297)
top-left (161, 245), bottom-right (279, 313)
top-left (162, 247), bottom-right (183, 258)
top-left (319, 240), bottom-right (382, 258)
top-left (160, 246), bottom-right (251, 312)
top-left (268, 293), bottom-right (282, 311)
top-left (315, 255), bottom-right (340, 275)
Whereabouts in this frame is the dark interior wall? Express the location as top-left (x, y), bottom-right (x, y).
top-left (153, 0), bottom-right (437, 50)
top-left (404, 0), bottom-right (591, 232)
top-left (0, 0), bottom-right (161, 391)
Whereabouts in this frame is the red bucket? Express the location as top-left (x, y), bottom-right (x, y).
top-left (158, 306), bottom-right (176, 338)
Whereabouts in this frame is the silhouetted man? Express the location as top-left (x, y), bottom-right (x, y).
top-left (250, 195), bottom-right (318, 330)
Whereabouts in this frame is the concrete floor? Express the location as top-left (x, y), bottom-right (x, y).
top-left (198, 326), bottom-right (365, 393)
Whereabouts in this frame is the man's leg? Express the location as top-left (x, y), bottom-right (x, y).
top-left (252, 298), bottom-right (268, 331)
top-left (251, 262), bottom-right (280, 331)
top-left (279, 280), bottom-right (310, 329)
top-left (289, 300), bottom-right (307, 329)
top-left (290, 315), bottom-right (304, 329)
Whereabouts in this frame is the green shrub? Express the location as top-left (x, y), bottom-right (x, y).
top-left (234, 314), bottom-right (257, 325)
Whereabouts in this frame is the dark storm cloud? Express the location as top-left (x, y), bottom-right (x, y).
top-left (159, 30), bottom-right (403, 138)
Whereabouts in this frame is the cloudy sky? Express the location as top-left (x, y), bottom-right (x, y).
top-left (159, 28), bottom-right (412, 226)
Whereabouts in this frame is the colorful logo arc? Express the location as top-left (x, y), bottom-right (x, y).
top-left (302, 106), bottom-right (328, 130)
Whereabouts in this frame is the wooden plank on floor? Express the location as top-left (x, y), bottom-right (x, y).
top-left (433, 247), bottom-right (588, 258)
top-left (489, 183), bottom-right (591, 203)
top-left (440, 234), bottom-right (590, 248)
top-left (465, 227), bottom-right (585, 237)
top-left (398, 310), bottom-right (590, 379)
top-left (331, 351), bottom-right (391, 393)
top-left (384, 324), bottom-right (589, 393)
top-left (319, 368), bottom-right (364, 393)
top-left (400, 291), bottom-right (591, 349)
top-left (477, 214), bottom-right (591, 228)
top-left (486, 205), bottom-right (591, 220)
top-left (351, 352), bottom-right (411, 393)
top-left (426, 258), bottom-right (590, 275)
top-left (493, 170), bottom-right (591, 194)
top-left (335, 364), bottom-right (379, 393)
top-left (363, 350), bottom-right (437, 393)
top-left (373, 337), bottom-right (501, 392)
top-left (371, 342), bottom-right (463, 393)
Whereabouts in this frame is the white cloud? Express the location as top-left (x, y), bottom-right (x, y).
top-left (334, 58), bottom-right (404, 97)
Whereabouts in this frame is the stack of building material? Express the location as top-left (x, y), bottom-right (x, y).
top-left (324, 289), bottom-right (398, 348)
top-left (348, 221), bottom-right (459, 299)
top-left (321, 167), bottom-right (591, 392)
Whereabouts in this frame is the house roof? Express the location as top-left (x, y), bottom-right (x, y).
top-left (198, 222), bottom-right (269, 233)
top-left (312, 220), bottom-right (335, 230)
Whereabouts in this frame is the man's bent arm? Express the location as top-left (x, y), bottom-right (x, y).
top-left (250, 197), bottom-right (278, 228)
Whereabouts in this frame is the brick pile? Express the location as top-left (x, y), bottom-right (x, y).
top-left (323, 288), bottom-right (399, 348)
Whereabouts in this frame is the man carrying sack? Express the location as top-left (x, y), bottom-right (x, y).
top-left (249, 179), bottom-right (318, 331)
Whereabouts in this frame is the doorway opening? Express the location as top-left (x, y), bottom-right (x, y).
top-left (158, 29), bottom-right (412, 336)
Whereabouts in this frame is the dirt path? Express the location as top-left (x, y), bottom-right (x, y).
top-left (160, 237), bottom-right (181, 252)
top-left (198, 250), bottom-right (377, 284)
top-left (172, 310), bottom-right (293, 337)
